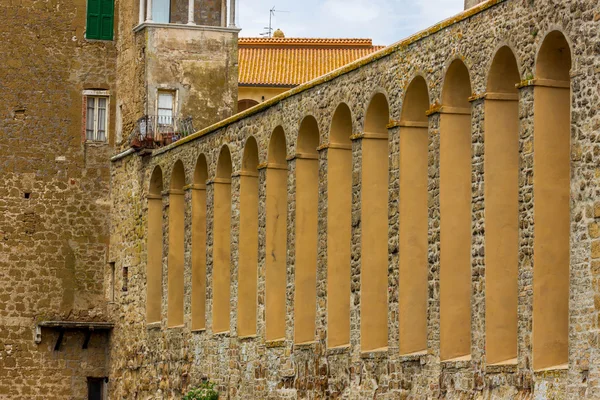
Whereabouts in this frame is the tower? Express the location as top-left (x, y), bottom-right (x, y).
top-left (118, 0), bottom-right (240, 147)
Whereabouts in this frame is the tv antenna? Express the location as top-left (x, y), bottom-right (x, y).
top-left (260, 6), bottom-right (289, 37)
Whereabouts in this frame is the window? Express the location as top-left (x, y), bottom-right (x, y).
top-left (157, 91), bottom-right (175, 126)
top-left (152, 0), bottom-right (170, 23)
top-left (85, 95), bottom-right (108, 142)
top-left (87, 377), bottom-right (106, 400)
top-left (86, 0), bottom-right (114, 41)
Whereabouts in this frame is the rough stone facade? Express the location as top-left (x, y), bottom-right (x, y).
top-left (0, 0), bottom-right (237, 398)
top-left (109, 0), bottom-right (600, 399)
top-left (0, 0), bottom-right (116, 397)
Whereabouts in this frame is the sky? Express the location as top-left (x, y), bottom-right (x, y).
top-left (237, 0), bottom-right (465, 46)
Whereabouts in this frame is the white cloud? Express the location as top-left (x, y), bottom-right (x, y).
top-left (237, 0), bottom-right (464, 45)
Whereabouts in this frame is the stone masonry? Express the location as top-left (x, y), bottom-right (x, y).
top-left (108, 0), bottom-right (600, 399)
top-left (0, 0), bottom-right (116, 397)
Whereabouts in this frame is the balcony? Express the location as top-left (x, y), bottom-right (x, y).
top-left (135, 0), bottom-right (237, 30)
top-left (130, 115), bottom-right (195, 149)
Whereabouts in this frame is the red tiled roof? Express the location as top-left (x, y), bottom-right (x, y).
top-left (238, 37), bottom-right (384, 87)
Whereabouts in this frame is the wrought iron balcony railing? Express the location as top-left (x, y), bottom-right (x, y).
top-left (129, 115), bottom-right (195, 149)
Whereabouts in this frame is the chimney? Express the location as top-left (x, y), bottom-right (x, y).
top-left (464, 0), bottom-right (485, 9)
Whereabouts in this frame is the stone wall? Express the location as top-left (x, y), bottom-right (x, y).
top-left (109, 0), bottom-right (600, 399)
top-left (0, 0), bottom-right (116, 397)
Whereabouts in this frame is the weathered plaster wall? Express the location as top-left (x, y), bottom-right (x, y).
top-left (465, 0), bottom-right (485, 9)
top-left (144, 26), bottom-right (239, 131)
top-left (109, 0), bottom-right (600, 398)
top-left (0, 0), bottom-right (117, 397)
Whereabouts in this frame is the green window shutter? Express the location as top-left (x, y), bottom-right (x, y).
top-left (86, 0), bottom-right (100, 39)
top-left (87, 0), bottom-right (113, 40)
top-left (99, 0), bottom-right (114, 40)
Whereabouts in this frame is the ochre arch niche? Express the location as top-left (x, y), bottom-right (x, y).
top-left (191, 155), bottom-right (208, 331)
top-left (147, 166), bottom-right (164, 324)
top-left (213, 146), bottom-right (233, 334)
top-left (327, 103), bottom-right (353, 348)
top-left (238, 137), bottom-right (259, 337)
top-left (361, 92), bottom-right (390, 352)
top-left (398, 76), bottom-right (429, 356)
top-left (294, 116), bottom-right (320, 344)
top-left (440, 59), bottom-right (472, 361)
top-left (485, 46), bottom-right (520, 365)
top-left (168, 160), bottom-right (186, 327)
top-left (266, 126), bottom-right (288, 341)
top-left (533, 31), bottom-right (571, 371)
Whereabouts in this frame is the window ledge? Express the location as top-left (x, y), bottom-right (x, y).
top-left (238, 334), bottom-right (258, 340)
top-left (191, 328), bottom-right (206, 333)
top-left (266, 339), bottom-right (286, 348)
top-left (441, 354), bottom-right (472, 369)
top-left (534, 364), bottom-right (569, 374)
top-left (213, 330), bottom-right (230, 337)
top-left (133, 22), bottom-right (240, 34)
top-left (360, 347), bottom-right (389, 359)
top-left (294, 340), bottom-right (317, 350)
top-left (486, 358), bottom-right (518, 374)
top-left (84, 37), bottom-right (114, 43)
top-left (167, 324), bottom-right (185, 330)
top-left (399, 350), bottom-right (428, 362)
top-left (146, 322), bottom-right (161, 330)
top-left (327, 344), bottom-right (350, 356)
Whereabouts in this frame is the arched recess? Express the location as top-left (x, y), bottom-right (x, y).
top-left (238, 137), bottom-right (259, 337)
top-left (213, 145), bottom-right (233, 334)
top-left (147, 166), bottom-right (164, 323)
top-left (294, 116), bottom-right (320, 344)
top-left (398, 76), bottom-right (430, 355)
top-left (238, 99), bottom-right (259, 113)
top-left (327, 103), bottom-right (353, 348)
top-left (485, 46), bottom-right (520, 365)
top-left (533, 31), bottom-right (571, 371)
top-left (191, 155), bottom-right (208, 331)
top-left (168, 161), bottom-right (186, 327)
top-left (439, 59), bottom-right (472, 361)
top-left (266, 126), bottom-right (288, 341)
top-left (361, 92), bottom-right (390, 352)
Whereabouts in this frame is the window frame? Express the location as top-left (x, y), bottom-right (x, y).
top-left (83, 90), bottom-right (110, 143)
top-left (86, 0), bottom-right (114, 41)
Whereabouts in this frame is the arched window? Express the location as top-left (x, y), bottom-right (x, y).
top-left (238, 99), bottom-right (259, 113)
top-left (192, 155), bottom-right (208, 331)
top-left (294, 116), bottom-right (320, 344)
top-left (485, 47), bottom-right (520, 365)
top-left (238, 137), bottom-right (259, 337)
top-left (533, 31), bottom-right (571, 371)
top-left (213, 146), bottom-right (232, 333)
top-left (361, 93), bottom-right (390, 352)
top-left (327, 103), bottom-right (353, 348)
top-left (168, 161), bottom-right (185, 327)
top-left (399, 76), bottom-right (430, 355)
top-left (147, 166), bottom-right (164, 323)
top-left (440, 59), bottom-right (472, 361)
top-left (265, 126), bottom-right (288, 341)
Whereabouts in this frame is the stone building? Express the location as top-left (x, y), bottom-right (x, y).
top-left (0, 0), bottom-right (238, 398)
top-left (2, 0), bottom-right (600, 399)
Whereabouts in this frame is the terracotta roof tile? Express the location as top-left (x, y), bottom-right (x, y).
top-left (239, 37), bottom-right (384, 87)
